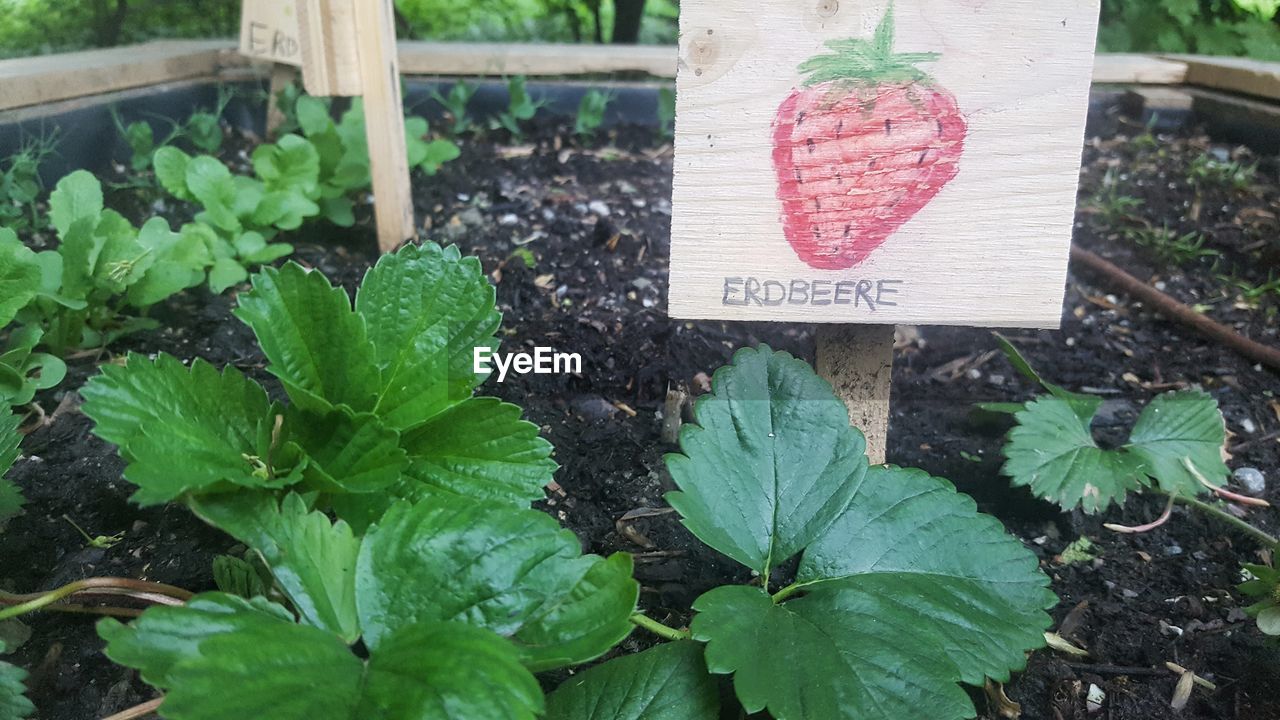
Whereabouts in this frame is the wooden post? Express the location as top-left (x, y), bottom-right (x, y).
top-left (816, 325), bottom-right (894, 465)
top-left (265, 64), bottom-right (297, 136)
top-left (352, 0), bottom-right (416, 253)
top-left (295, 0), bottom-right (415, 253)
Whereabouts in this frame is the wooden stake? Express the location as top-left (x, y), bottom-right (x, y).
top-left (816, 325), bottom-right (894, 465)
top-left (265, 63), bottom-right (297, 137)
top-left (351, 0), bottom-right (415, 252)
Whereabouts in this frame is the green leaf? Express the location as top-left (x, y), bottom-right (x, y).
top-left (0, 640), bottom-right (33, 720)
top-left (356, 621), bottom-right (544, 720)
top-left (418, 139), bottom-right (461, 175)
top-left (48, 170), bottom-right (103, 238)
top-left (0, 228), bottom-right (40, 327)
top-left (208, 257), bottom-right (248, 294)
top-left (1126, 389), bottom-right (1228, 495)
top-left (691, 467), bottom-right (1053, 720)
top-left (992, 334), bottom-right (1102, 421)
top-left (296, 96), bottom-right (335, 138)
top-left (545, 642), bottom-right (720, 720)
top-left (355, 495), bottom-right (627, 663)
top-left (186, 157), bottom-right (242, 233)
top-left (235, 262), bottom-right (380, 415)
top-left (81, 354), bottom-right (288, 505)
top-left (127, 217), bottom-right (210, 307)
top-left (287, 407), bottom-right (407, 494)
top-left (665, 346), bottom-right (867, 578)
top-left (102, 594), bottom-right (542, 720)
top-left (251, 190), bottom-right (319, 231)
top-left (212, 555), bottom-right (269, 599)
top-left (513, 552), bottom-right (638, 672)
top-left (98, 593), bottom-right (297, 688)
top-left (354, 242), bottom-right (501, 430)
top-left (1002, 396), bottom-right (1146, 513)
top-left (154, 146), bottom-right (194, 201)
top-left (252, 134), bottom-right (320, 197)
top-left (399, 397), bottom-right (555, 503)
top-left (0, 411), bottom-right (23, 525)
top-left (206, 493), bottom-right (361, 643)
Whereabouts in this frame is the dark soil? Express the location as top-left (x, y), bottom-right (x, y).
top-left (2, 105), bottom-right (1279, 720)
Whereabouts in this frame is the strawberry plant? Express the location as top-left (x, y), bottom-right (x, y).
top-left (772, 2), bottom-right (965, 270)
top-left (82, 242), bottom-right (556, 530)
top-left (97, 491), bottom-right (637, 720)
top-left (987, 336), bottom-right (1236, 516)
top-left (563, 346), bottom-right (1054, 720)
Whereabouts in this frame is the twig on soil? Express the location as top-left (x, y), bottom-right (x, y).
top-left (1064, 662), bottom-right (1164, 677)
top-left (630, 612), bottom-right (691, 641)
top-left (100, 697), bottom-right (163, 720)
top-left (1069, 245), bottom-right (1280, 371)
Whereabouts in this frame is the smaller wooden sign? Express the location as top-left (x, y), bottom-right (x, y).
top-left (239, 0), bottom-right (303, 67)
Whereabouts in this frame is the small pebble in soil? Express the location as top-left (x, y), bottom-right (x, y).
top-left (588, 200), bottom-right (612, 217)
top-left (1087, 683), bottom-right (1105, 714)
top-left (1164, 543), bottom-right (1183, 556)
top-left (1233, 467), bottom-right (1267, 496)
top-left (1239, 418), bottom-right (1257, 434)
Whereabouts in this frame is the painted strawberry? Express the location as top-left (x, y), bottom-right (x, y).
top-left (772, 3), bottom-right (967, 270)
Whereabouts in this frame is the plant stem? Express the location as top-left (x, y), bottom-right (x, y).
top-left (0, 578), bottom-right (193, 622)
top-left (1173, 494), bottom-right (1278, 547)
top-left (771, 582), bottom-right (806, 603)
top-left (630, 613), bottom-right (690, 641)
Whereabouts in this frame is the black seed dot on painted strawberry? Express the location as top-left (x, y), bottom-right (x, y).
top-left (918, 150), bottom-right (928, 165)
top-left (807, 138), bottom-right (816, 153)
top-left (843, 224), bottom-right (852, 238)
top-left (868, 158), bottom-right (878, 170)
top-left (937, 119), bottom-right (944, 136)
top-left (836, 120), bottom-right (844, 137)
top-left (795, 169), bottom-right (804, 184)
top-left (885, 119), bottom-right (893, 135)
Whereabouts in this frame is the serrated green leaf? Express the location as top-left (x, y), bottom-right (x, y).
top-left (665, 346), bottom-right (867, 578)
top-left (354, 242), bottom-right (501, 430)
top-left (0, 412), bottom-right (23, 525)
top-left (98, 593), bottom-right (296, 688)
top-left (356, 621), bottom-right (544, 720)
top-left (287, 407), bottom-right (407, 494)
top-left (1002, 396), bottom-right (1146, 513)
top-left (1126, 390), bottom-right (1228, 495)
top-left (154, 146), bottom-right (194, 201)
top-left (514, 552), bottom-right (638, 672)
top-left (0, 229), bottom-right (40, 327)
top-left (0, 640), bottom-right (33, 720)
top-left (151, 609), bottom-right (362, 720)
top-left (545, 641), bottom-right (719, 720)
top-left (201, 493), bottom-right (360, 642)
top-left (235, 262), bottom-right (380, 415)
top-left (48, 170), bottom-right (103, 238)
top-left (212, 555), bottom-right (269, 599)
top-left (400, 397), bottom-right (555, 503)
top-left (355, 496), bottom-right (613, 656)
top-left (81, 354), bottom-right (287, 505)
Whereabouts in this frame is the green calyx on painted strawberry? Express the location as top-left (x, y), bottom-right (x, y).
top-left (772, 1), bottom-right (968, 271)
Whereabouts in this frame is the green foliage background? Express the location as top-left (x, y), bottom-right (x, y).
top-left (0, 0), bottom-right (1273, 61)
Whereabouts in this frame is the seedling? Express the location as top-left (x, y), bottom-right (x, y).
top-left (1125, 225), bottom-right (1218, 267)
top-left (572, 346), bottom-right (1054, 720)
top-left (493, 76), bottom-right (545, 141)
top-left (1088, 168), bottom-right (1142, 226)
top-left (575, 89), bottom-right (614, 139)
top-left (0, 134), bottom-right (57, 233)
top-left (1188, 152), bottom-right (1257, 193)
top-left (62, 514), bottom-right (124, 549)
top-left (1239, 560), bottom-right (1280, 636)
top-left (431, 80), bottom-right (479, 135)
top-left (183, 87), bottom-right (235, 154)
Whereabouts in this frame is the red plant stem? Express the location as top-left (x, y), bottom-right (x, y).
top-left (1104, 493), bottom-right (1177, 534)
top-left (1070, 245), bottom-right (1280, 371)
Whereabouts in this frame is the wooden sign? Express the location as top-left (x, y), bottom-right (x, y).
top-left (239, 0), bottom-right (416, 253)
top-left (669, 0), bottom-right (1102, 329)
top-left (239, 0), bottom-right (303, 67)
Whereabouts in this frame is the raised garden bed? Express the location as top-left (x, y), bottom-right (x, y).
top-left (1, 43), bottom-right (1279, 720)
